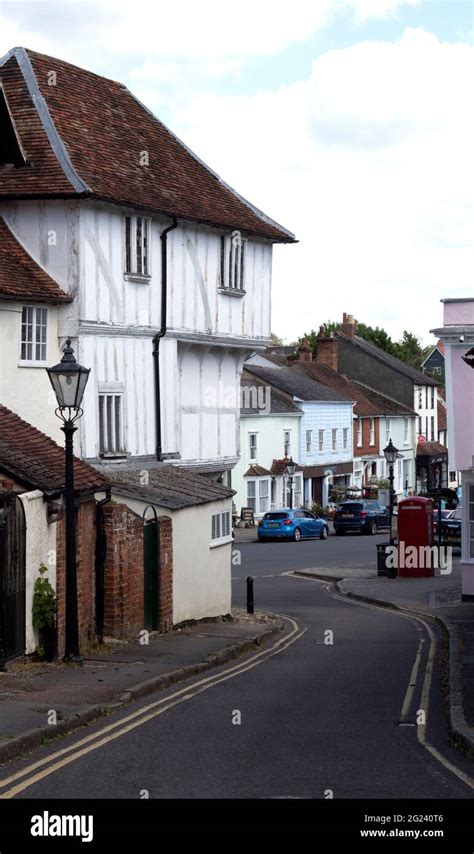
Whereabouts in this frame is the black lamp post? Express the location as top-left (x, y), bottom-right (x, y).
top-left (383, 439), bottom-right (399, 546)
top-left (46, 339), bottom-right (90, 662)
top-left (285, 456), bottom-right (297, 510)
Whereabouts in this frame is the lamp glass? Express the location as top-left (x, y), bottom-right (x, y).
top-left (383, 439), bottom-right (399, 465)
top-left (47, 340), bottom-right (90, 410)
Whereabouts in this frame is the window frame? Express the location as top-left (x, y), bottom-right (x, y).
top-left (356, 419), bottom-right (362, 448)
top-left (369, 417), bottom-right (375, 447)
top-left (98, 387), bottom-right (127, 458)
top-left (219, 231), bottom-right (246, 294)
top-left (210, 509), bottom-right (232, 548)
top-left (249, 432), bottom-right (258, 463)
top-left (306, 429), bottom-right (312, 455)
top-left (284, 430), bottom-right (291, 457)
top-left (124, 215), bottom-right (151, 280)
top-left (332, 428), bottom-right (337, 452)
top-left (318, 429), bottom-right (324, 453)
top-left (19, 305), bottom-right (48, 366)
top-left (343, 427), bottom-right (349, 451)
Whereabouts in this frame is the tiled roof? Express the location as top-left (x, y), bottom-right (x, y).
top-left (244, 365), bottom-right (351, 403)
top-left (0, 47), bottom-right (295, 243)
top-left (244, 465), bottom-right (272, 477)
top-left (270, 458), bottom-right (304, 476)
top-left (437, 399), bottom-right (447, 431)
top-left (0, 218), bottom-right (71, 302)
top-left (107, 465), bottom-right (234, 510)
top-left (297, 363), bottom-right (416, 417)
top-left (0, 405), bottom-right (107, 493)
top-left (416, 441), bottom-right (448, 458)
top-left (241, 380), bottom-right (301, 415)
top-left (342, 333), bottom-right (439, 386)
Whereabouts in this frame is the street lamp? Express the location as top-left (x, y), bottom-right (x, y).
top-left (47, 339), bottom-right (90, 662)
top-left (383, 439), bottom-right (399, 547)
top-left (285, 456), bottom-right (297, 510)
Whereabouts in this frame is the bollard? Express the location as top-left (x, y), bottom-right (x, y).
top-left (246, 576), bottom-right (254, 614)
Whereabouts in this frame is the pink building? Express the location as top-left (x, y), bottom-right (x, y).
top-left (432, 298), bottom-right (474, 600)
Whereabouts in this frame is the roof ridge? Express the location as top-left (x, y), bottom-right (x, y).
top-left (0, 47), bottom-right (90, 194)
top-left (338, 331), bottom-right (438, 385)
top-left (113, 83), bottom-right (296, 241)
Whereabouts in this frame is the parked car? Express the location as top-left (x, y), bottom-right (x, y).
top-left (333, 500), bottom-right (388, 535)
top-left (434, 507), bottom-right (462, 546)
top-left (433, 508), bottom-right (455, 537)
top-left (258, 509), bottom-right (329, 542)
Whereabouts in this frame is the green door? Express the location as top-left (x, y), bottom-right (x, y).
top-left (144, 520), bottom-right (159, 631)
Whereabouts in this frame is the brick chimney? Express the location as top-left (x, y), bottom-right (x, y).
top-left (1, 478), bottom-right (14, 492)
top-left (296, 341), bottom-right (313, 362)
top-left (316, 325), bottom-right (338, 371)
top-left (341, 312), bottom-right (357, 339)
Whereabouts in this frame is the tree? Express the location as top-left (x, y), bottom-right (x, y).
top-left (295, 320), bottom-right (431, 369)
top-left (270, 332), bottom-right (283, 347)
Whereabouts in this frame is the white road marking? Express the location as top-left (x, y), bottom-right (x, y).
top-left (287, 571), bottom-right (474, 791)
top-left (0, 615), bottom-right (306, 798)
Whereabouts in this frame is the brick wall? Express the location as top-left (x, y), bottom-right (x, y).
top-left (354, 416), bottom-right (380, 457)
top-left (102, 503), bottom-right (144, 639)
top-left (56, 499), bottom-right (96, 657)
top-left (158, 516), bottom-right (173, 632)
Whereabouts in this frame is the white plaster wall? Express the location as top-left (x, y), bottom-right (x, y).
top-left (107, 493), bottom-right (232, 624)
top-left (19, 490), bottom-right (58, 655)
top-left (232, 413), bottom-right (302, 514)
top-left (300, 402), bottom-right (354, 466)
top-left (171, 498), bottom-right (232, 624)
top-left (414, 384), bottom-right (438, 441)
top-left (380, 415), bottom-right (416, 494)
top-left (0, 301), bottom-right (61, 442)
top-left (177, 344), bottom-right (244, 465)
top-left (0, 200), bottom-right (80, 296)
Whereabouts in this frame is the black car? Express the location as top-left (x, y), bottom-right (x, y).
top-left (333, 500), bottom-right (388, 535)
top-left (435, 507), bottom-right (462, 547)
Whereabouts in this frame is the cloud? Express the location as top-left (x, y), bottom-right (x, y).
top-left (0, 0), bottom-right (421, 62)
top-left (173, 28), bottom-right (473, 342)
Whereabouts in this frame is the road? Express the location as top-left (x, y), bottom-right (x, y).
top-left (0, 534), bottom-right (472, 800)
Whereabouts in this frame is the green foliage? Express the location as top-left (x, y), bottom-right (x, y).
top-left (32, 564), bottom-right (56, 658)
top-left (311, 502), bottom-right (325, 517)
top-left (298, 320), bottom-right (430, 370)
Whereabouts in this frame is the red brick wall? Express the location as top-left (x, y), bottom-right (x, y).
top-left (56, 499), bottom-right (97, 657)
top-left (158, 516), bottom-right (173, 632)
top-left (354, 416), bottom-right (380, 457)
top-left (316, 337), bottom-right (338, 370)
top-left (102, 503), bottom-right (144, 639)
top-left (56, 501), bottom-right (174, 650)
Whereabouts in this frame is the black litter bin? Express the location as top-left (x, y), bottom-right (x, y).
top-left (377, 543), bottom-right (389, 576)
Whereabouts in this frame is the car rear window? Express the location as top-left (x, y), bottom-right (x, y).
top-left (340, 503), bottom-right (363, 512)
top-left (263, 512), bottom-right (287, 520)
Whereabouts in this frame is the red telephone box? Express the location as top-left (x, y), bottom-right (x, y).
top-left (397, 496), bottom-right (434, 577)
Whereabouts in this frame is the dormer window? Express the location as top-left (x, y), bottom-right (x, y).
top-left (219, 230), bottom-right (246, 292)
top-left (125, 216), bottom-right (150, 278)
top-left (0, 85), bottom-right (28, 169)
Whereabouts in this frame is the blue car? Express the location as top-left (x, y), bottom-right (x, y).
top-left (258, 508), bottom-right (329, 542)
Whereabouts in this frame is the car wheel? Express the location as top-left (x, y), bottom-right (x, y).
top-left (293, 527), bottom-right (301, 542)
top-left (368, 521), bottom-right (377, 535)
top-left (320, 525), bottom-right (328, 540)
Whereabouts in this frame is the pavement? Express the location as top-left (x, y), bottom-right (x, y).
top-left (0, 609), bottom-right (283, 764)
top-left (296, 560), bottom-right (474, 751)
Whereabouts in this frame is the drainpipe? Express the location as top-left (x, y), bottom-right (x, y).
top-left (153, 217), bottom-right (178, 461)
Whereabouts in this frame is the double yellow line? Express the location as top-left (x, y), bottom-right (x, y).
top-left (0, 615), bottom-right (305, 798)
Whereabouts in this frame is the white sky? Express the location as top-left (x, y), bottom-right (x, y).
top-left (0, 0), bottom-right (472, 345)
